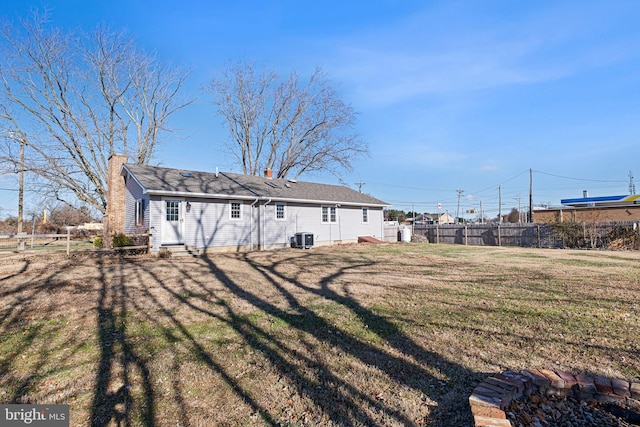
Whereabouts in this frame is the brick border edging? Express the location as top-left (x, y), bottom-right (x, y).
top-left (469, 369), bottom-right (640, 427)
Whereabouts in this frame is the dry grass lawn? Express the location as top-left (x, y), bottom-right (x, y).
top-left (1, 243), bottom-right (639, 426)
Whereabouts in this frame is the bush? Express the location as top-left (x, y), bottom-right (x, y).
top-left (550, 222), bottom-right (583, 248)
top-left (93, 236), bottom-right (103, 248)
top-left (112, 233), bottom-right (132, 247)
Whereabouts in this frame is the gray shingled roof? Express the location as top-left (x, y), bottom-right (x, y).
top-left (123, 164), bottom-right (389, 207)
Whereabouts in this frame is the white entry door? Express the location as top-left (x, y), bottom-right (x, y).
top-left (162, 199), bottom-right (184, 244)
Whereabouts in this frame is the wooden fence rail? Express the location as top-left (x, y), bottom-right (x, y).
top-left (0, 231), bottom-right (150, 256)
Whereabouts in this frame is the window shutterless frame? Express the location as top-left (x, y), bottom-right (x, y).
top-left (321, 206), bottom-right (337, 223)
top-left (229, 201), bottom-right (242, 220)
top-left (135, 199), bottom-right (145, 226)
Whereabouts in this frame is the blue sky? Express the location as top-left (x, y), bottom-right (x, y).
top-left (1, 0), bottom-right (639, 220)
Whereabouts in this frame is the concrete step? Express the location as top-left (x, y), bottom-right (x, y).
top-left (160, 245), bottom-right (201, 258)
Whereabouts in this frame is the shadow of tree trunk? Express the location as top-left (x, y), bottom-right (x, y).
top-left (90, 257), bottom-right (155, 427)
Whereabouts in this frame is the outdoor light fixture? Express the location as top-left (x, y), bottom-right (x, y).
top-left (186, 201), bottom-right (191, 212)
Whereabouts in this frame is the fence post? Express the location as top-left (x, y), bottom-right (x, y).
top-left (31, 217), bottom-right (36, 249)
top-left (17, 233), bottom-right (26, 251)
top-left (537, 224), bottom-right (541, 248)
top-left (497, 224), bottom-right (501, 246)
top-left (436, 224), bottom-right (439, 244)
top-left (147, 232), bottom-right (152, 254)
top-left (66, 228), bottom-right (71, 257)
top-left (464, 225), bottom-right (468, 245)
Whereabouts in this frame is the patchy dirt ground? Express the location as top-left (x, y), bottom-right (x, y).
top-left (1, 244), bottom-right (639, 426)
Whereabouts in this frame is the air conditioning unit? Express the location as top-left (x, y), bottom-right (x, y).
top-left (294, 232), bottom-right (314, 249)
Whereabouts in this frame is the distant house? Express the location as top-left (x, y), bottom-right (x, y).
top-left (106, 155), bottom-right (389, 253)
top-left (437, 213), bottom-right (456, 224)
top-left (406, 214), bottom-right (433, 225)
top-left (405, 213), bottom-right (455, 225)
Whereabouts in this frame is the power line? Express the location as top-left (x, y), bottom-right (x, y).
top-left (535, 170), bottom-right (627, 183)
top-left (367, 181), bottom-right (456, 192)
top-left (468, 169), bottom-right (530, 195)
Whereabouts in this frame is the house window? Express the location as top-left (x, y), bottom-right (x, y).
top-left (230, 201), bottom-right (242, 219)
top-left (362, 207), bottom-right (369, 223)
top-left (275, 203), bottom-right (286, 220)
top-left (166, 200), bottom-right (179, 221)
top-left (135, 199), bottom-right (145, 226)
top-left (322, 206), bottom-right (337, 223)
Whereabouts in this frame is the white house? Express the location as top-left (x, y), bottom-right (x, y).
top-left (106, 155), bottom-right (389, 253)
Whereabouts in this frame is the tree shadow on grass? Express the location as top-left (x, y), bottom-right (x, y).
top-left (90, 255), bottom-right (154, 427)
top-left (126, 261), bottom-right (280, 426)
top-left (0, 257), bottom-right (92, 404)
top-left (147, 260), bottom-right (410, 425)
top-left (87, 247), bottom-right (640, 426)
top-left (0, 254), bottom-right (157, 427)
top-left (0, 249), bottom-right (483, 426)
top-left (4, 247), bottom-right (638, 425)
top-left (190, 251), bottom-right (482, 426)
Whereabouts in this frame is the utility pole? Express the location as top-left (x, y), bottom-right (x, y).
top-left (18, 135), bottom-right (24, 235)
top-left (355, 181), bottom-right (366, 193)
top-left (630, 171), bottom-right (636, 195)
top-left (528, 168), bottom-right (533, 223)
top-left (456, 189), bottom-right (464, 222)
top-left (479, 201), bottom-right (484, 224)
top-left (498, 185), bottom-right (502, 223)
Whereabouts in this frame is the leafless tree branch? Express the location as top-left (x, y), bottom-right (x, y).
top-left (0, 10), bottom-right (193, 214)
top-left (206, 61), bottom-right (368, 179)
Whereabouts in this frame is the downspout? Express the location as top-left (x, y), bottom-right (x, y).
top-left (250, 198), bottom-right (259, 251)
top-left (262, 199), bottom-right (272, 251)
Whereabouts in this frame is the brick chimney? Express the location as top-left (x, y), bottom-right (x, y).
top-left (264, 167), bottom-right (273, 179)
top-left (105, 154), bottom-right (128, 237)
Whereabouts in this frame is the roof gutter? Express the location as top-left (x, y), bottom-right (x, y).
top-left (250, 198), bottom-right (259, 251)
top-left (143, 190), bottom-right (388, 207)
top-left (262, 199), bottom-right (271, 251)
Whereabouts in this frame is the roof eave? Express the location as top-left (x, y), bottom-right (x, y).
top-left (121, 164), bottom-right (147, 193)
top-left (144, 190), bottom-right (389, 206)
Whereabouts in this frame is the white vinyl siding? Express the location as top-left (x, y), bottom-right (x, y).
top-left (145, 198), bottom-right (384, 252)
top-left (183, 199), bottom-right (251, 249)
top-left (124, 173), bottom-right (148, 234)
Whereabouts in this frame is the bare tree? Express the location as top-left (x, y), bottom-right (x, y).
top-left (504, 208), bottom-right (521, 223)
top-left (0, 11), bottom-right (192, 214)
top-left (47, 203), bottom-right (95, 226)
top-left (206, 62), bottom-right (368, 179)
